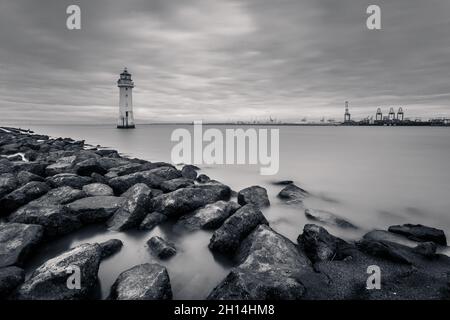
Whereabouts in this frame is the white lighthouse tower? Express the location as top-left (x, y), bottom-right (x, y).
top-left (117, 68), bottom-right (135, 128)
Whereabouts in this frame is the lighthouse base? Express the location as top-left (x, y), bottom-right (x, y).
top-left (117, 125), bottom-right (135, 129)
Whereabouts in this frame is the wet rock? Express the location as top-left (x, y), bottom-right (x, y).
top-left (45, 156), bottom-right (76, 176)
top-left (99, 239), bottom-right (123, 259)
top-left (196, 174), bottom-right (210, 183)
top-left (298, 224), bottom-right (353, 262)
top-left (109, 263), bottom-right (172, 300)
top-left (0, 266), bottom-right (25, 298)
top-left (160, 178), bottom-right (194, 192)
top-left (30, 185), bottom-right (86, 205)
top-left (24, 150), bottom-right (38, 162)
top-left (5, 154), bottom-right (23, 162)
top-left (107, 184), bottom-right (152, 231)
top-left (17, 171), bottom-right (44, 185)
top-left (357, 238), bottom-right (414, 265)
top-left (67, 196), bottom-right (126, 224)
top-left (147, 236), bottom-right (177, 259)
top-left (181, 165), bottom-right (198, 180)
top-left (14, 243), bottom-right (103, 300)
top-left (413, 242), bottom-right (437, 258)
top-left (362, 230), bottom-right (420, 248)
top-left (74, 158), bottom-right (107, 176)
top-left (105, 163), bottom-right (144, 179)
top-left (46, 173), bottom-right (92, 189)
top-left (82, 183), bottom-right (113, 197)
top-left (196, 181), bottom-right (231, 199)
top-left (388, 224), bottom-right (447, 246)
top-left (1, 143), bottom-right (20, 155)
top-left (272, 180), bottom-right (293, 185)
top-left (176, 201), bottom-right (240, 230)
top-left (237, 186), bottom-right (270, 208)
top-left (139, 212), bottom-right (168, 231)
top-left (208, 225), bottom-right (312, 300)
top-left (305, 208), bottom-right (357, 229)
top-left (209, 204), bottom-right (269, 254)
top-left (95, 149), bottom-right (120, 158)
top-left (8, 186), bottom-right (85, 237)
top-left (278, 184), bottom-right (308, 204)
top-left (0, 159), bottom-right (14, 174)
top-left (9, 205), bottom-right (81, 238)
top-left (0, 173), bottom-right (18, 199)
top-left (90, 172), bottom-right (109, 184)
top-left (0, 181), bottom-right (50, 215)
top-left (150, 184), bottom-right (230, 218)
top-left (97, 157), bottom-right (130, 170)
top-left (109, 167), bottom-right (181, 194)
top-left (309, 242), bottom-right (450, 299)
top-left (12, 162), bottom-right (46, 177)
top-left (0, 223), bottom-right (43, 268)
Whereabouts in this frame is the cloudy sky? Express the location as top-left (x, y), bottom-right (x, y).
top-left (1, 0), bottom-right (450, 124)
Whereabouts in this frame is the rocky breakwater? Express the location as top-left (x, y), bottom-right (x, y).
top-left (1, 127), bottom-right (450, 300)
top-left (0, 127), bottom-right (233, 299)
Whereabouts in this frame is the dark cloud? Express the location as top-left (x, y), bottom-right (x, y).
top-left (0, 0), bottom-right (449, 124)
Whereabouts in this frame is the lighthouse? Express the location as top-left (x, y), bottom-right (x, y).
top-left (117, 68), bottom-right (135, 129)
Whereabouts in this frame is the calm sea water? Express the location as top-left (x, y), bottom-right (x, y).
top-left (16, 124), bottom-right (450, 299)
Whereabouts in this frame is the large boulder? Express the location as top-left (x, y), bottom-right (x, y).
top-left (388, 224), bottom-right (447, 246)
top-left (0, 266), bottom-right (24, 298)
top-left (0, 223), bottom-right (44, 268)
top-left (82, 183), bottom-right (113, 197)
top-left (209, 204), bottom-right (268, 254)
top-left (298, 224), bottom-right (352, 262)
top-left (277, 184), bottom-right (308, 204)
top-left (45, 156), bottom-right (76, 176)
top-left (0, 181), bottom-right (50, 215)
top-left (147, 236), bottom-right (177, 259)
top-left (99, 239), bottom-right (123, 259)
top-left (8, 186), bottom-right (86, 237)
top-left (13, 243), bottom-right (103, 300)
top-left (0, 173), bottom-right (18, 199)
top-left (305, 208), bottom-right (357, 229)
top-left (237, 186), bottom-right (270, 208)
top-left (159, 178), bottom-right (194, 193)
top-left (66, 196), bottom-right (126, 224)
top-left (181, 165), bottom-right (198, 180)
top-left (74, 158), bottom-right (107, 177)
top-left (109, 263), bottom-right (172, 300)
top-left (208, 225), bottom-right (312, 300)
top-left (97, 157), bottom-right (130, 170)
top-left (0, 159), bottom-right (14, 174)
top-left (150, 184), bottom-right (231, 218)
top-left (16, 171), bottom-right (44, 185)
top-left (309, 235), bottom-right (450, 300)
top-left (357, 238), bottom-right (415, 265)
top-left (176, 201), bottom-right (240, 230)
top-left (46, 173), bottom-right (92, 189)
top-left (107, 184), bottom-right (152, 231)
top-left (108, 167), bottom-right (181, 194)
top-left (139, 212), bottom-right (168, 231)
top-left (12, 162), bottom-right (47, 177)
top-left (104, 163), bottom-right (144, 179)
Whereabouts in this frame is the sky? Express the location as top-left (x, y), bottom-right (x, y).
top-left (0, 0), bottom-right (450, 124)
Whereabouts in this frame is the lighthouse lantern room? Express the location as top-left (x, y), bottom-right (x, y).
top-left (117, 68), bottom-right (135, 129)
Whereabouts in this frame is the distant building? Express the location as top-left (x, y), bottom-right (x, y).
top-left (117, 68), bottom-right (135, 129)
top-left (344, 101), bottom-right (351, 122)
